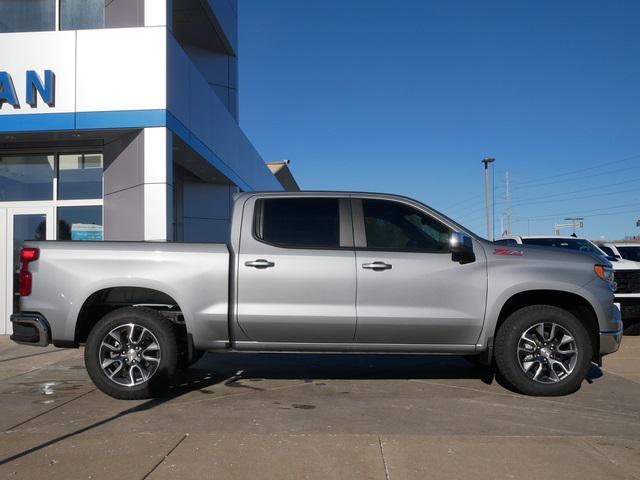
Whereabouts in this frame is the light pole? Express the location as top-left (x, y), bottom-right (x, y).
top-left (482, 158), bottom-right (495, 240)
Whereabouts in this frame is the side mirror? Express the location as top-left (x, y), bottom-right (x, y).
top-left (450, 232), bottom-right (475, 264)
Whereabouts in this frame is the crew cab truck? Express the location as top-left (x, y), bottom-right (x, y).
top-left (11, 192), bottom-right (622, 399)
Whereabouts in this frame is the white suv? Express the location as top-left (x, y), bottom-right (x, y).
top-left (496, 236), bottom-right (640, 334)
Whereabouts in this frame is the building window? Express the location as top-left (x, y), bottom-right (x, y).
top-left (57, 205), bottom-right (103, 241)
top-left (0, 0), bottom-right (56, 33)
top-left (58, 153), bottom-right (103, 200)
top-left (59, 0), bottom-right (104, 30)
top-left (0, 155), bottom-right (55, 201)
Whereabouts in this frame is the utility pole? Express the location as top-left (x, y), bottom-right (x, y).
top-left (482, 158), bottom-right (495, 241)
top-left (504, 171), bottom-right (512, 236)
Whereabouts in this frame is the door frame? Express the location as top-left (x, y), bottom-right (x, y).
top-left (2, 206), bottom-right (55, 335)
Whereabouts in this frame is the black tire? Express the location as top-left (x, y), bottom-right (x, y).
top-left (85, 307), bottom-right (179, 400)
top-left (494, 305), bottom-right (593, 396)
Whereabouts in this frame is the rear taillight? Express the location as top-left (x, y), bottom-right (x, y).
top-left (20, 248), bottom-right (39, 263)
top-left (18, 271), bottom-right (32, 296)
top-left (18, 247), bottom-right (39, 297)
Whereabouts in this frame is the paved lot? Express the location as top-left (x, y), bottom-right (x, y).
top-left (0, 336), bottom-right (638, 479)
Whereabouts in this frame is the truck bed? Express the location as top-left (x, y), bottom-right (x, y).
top-left (19, 241), bottom-right (230, 350)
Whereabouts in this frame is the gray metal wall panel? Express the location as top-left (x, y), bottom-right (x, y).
top-left (105, 0), bottom-right (144, 28)
top-left (103, 130), bottom-right (144, 195)
top-left (103, 130), bottom-right (145, 240)
top-left (104, 185), bottom-right (145, 240)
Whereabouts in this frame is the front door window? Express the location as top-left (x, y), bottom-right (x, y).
top-left (362, 199), bottom-right (451, 252)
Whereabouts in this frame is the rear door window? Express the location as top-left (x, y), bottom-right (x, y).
top-left (255, 198), bottom-right (340, 248)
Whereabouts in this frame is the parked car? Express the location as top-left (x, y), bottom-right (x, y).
top-left (596, 241), bottom-right (640, 262)
top-left (595, 242), bottom-right (640, 334)
top-left (11, 192), bottom-right (621, 399)
top-left (496, 236), bottom-right (640, 335)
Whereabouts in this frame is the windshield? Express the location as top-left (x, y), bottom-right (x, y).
top-left (617, 246), bottom-right (640, 262)
top-left (598, 245), bottom-right (616, 257)
top-left (522, 238), bottom-right (605, 256)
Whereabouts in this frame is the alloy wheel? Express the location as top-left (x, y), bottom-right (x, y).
top-left (517, 322), bottom-right (578, 384)
top-left (98, 323), bottom-right (161, 387)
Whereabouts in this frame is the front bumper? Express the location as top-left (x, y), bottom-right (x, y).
top-left (10, 313), bottom-right (51, 347)
top-left (599, 303), bottom-right (622, 356)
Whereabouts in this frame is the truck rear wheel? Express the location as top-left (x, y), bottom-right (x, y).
top-left (85, 307), bottom-right (178, 400)
top-left (494, 305), bottom-right (593, 396)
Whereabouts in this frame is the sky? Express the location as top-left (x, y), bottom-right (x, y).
top-left (237, 0), bottom-right (640, 240)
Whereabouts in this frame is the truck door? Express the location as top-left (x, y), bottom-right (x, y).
top-left (236, 196), bottom-right (357, 343)
top-left (352, 198), bottom-right (487, 345)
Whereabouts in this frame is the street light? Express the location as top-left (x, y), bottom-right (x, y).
top-left (482, 158), bottom-right (495, 241)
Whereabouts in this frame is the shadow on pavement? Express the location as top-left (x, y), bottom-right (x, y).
top-left (1, 353), bottom-right (605, 466)
top-left (187, 351), bottom-right (496, 382)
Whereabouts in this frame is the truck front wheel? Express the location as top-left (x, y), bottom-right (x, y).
top-left (494, 305), bottom-right (593, 396)
top-left (85, 307), bottom-right (179, 400)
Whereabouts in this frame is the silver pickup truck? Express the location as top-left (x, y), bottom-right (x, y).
top-left (10, 192), bottom-right (622, 399)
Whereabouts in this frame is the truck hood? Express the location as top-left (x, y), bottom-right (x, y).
top-left (489, 241), bottom-right (610, 267)
top-left (608, 258), bottom-right (640, 271)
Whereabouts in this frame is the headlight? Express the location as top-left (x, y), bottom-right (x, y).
top-left (594, 264), bottom-right (614, 284)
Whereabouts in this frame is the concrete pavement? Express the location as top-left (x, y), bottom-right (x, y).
top-left (0, 336), bottom-right (638, 479)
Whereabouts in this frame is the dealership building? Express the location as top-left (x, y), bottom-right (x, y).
top-left (0, 0), bottom-right (293, 334)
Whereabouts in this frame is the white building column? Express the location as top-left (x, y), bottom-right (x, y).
top-left (143, 127), bottom-right (173, 241)
top-left (145, 0), bottom-right (169, 27)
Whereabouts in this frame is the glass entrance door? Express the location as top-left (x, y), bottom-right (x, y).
top-left (1, 208), bottom-right (54, 334)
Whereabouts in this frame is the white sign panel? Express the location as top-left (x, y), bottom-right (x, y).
top-left (0, 31), bottom-right (76, 115)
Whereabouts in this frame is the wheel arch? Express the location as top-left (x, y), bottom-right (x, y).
top-left (74, 286), bottom-right (186, 345)
top-left (494, 289), bottom-right (600, 357)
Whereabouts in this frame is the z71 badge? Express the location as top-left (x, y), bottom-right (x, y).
top-left (494, 248), bottom-right (524, 256)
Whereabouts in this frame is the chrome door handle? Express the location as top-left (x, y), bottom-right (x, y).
top-left (245, 259), bottom-right (275, 269)
top-left (362, 261), bottom-right (392, 271)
